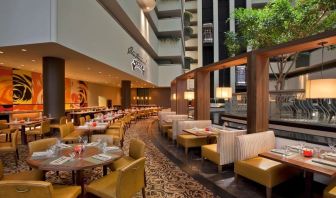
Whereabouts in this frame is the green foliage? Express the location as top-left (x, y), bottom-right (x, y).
top-left (184, 11), bottom-right (193, 25)
top-left (225, 0), bottom-right (336, 56)
top-left (184, 26), bottom-right (194, 37)
top-left (159, 36), bottom-right (180, 43)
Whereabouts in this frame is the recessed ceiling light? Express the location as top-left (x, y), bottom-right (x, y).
top-left (98, 71), bottom-right (102, 74)
top-left (21, 49), bottom-right (27, 52)
top-left (87, 67), bottom-right (91, 70)
top-left (0, 51), bottom-right (4, 54)
top-left (32, 59), bottom-right (36, 62)
top-left (0, 63), bottom-right (3, 65)
top-left (20, 64), bottom-right (24, 67)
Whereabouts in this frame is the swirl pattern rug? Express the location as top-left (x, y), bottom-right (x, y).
top-left (0, 118), bottom-right (218, 198)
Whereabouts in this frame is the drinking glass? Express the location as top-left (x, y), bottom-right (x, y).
top-left (78, 136), bottom-right (83, 144)
top-left (69, 152), bottom-right (76, 161)
top-left (328, 139), bottom-right (336, 153)
top-left (83, 139), bottom-right (88, 145)
top-left (314, 147), bottom-right (321, 158)
top-left (282, 145), bottom-right (289, 158)
top-left (102, 142), bottom-right (107, 153)
top-left (78, 146), bottom-right (82, 159)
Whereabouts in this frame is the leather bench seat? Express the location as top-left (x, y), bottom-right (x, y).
top-left (201, 144), bottom-right (219, 165)
top-left (177, 134), bottom-right (208, 154)
top-left (235, 157), bottom-right (299, 188)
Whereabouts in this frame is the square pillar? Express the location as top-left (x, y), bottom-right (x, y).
top-left (247, 52), bottom-right (269, 133)
top-left (176, 79), bottom-right (188, 114)
top-left (121, 80), bottom-right (131, 109)
top-left (194, 71), bottom-right (210, 120)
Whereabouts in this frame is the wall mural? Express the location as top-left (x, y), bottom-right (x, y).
top-left (0, 66), bottom-right (89, 112)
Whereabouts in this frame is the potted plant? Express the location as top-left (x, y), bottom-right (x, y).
top-left (184, 11), bottom-right (193, 26)
top-left (184, 26), bottom-right (193, 41)
top-left (184, 57), bottom-right (194, 70)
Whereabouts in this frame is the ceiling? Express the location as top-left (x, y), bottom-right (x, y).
top-left (0, 42), bottom-right (156, 88)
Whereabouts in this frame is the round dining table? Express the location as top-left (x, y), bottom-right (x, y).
top-left (27, 144), bottom-right (124, 195)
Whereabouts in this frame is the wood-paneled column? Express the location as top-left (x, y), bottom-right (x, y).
top-left (176, 79), bottom-right (188, 114)
top-left (121, 80), bottom-right (131, 109)
top-left (170, 81), bottom-right (177, 112)
top-left (247, 52), bottom-right (269, 133)
top-left (194, 71), bottom-right (210, 120)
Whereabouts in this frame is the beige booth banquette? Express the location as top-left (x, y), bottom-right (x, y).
top-left (234, 131), bottom-right (300, 198)
top-left (165, 115), bottom-right (188, 141)
top-left (176, 120), bottom-right (212, 154)
top-left (158, 111), bottom-right (175, 134)
top-left (202, 129), bottom-right (246, 172)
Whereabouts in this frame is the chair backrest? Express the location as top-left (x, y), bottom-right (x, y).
top-left (41, 120), bottom-right (50, 134)
top-left (216, 129), bottom-right (247, 165)
top-left (59, 116), bottom-right (67, 125)
top-left (28, 138), bottom-right (57, 155)
top-left (66, 122), bottom-right (75, 133)
top-left (91, 135), bottom-right (114, 146)
top-left (0, 120), bottom-right (8, 130)
top-left (129, 139), bottom-right (145, 159)
top-left (0, 180), bottom-right (54, 198)
top-left (59, 124), bottom-right (71, 139)
top-left (116, 157), bottom-right (145, 198)
top-left (85, 115), bottom-right (91, 121)
top-left (235, 130), bottom-right (275, 161)
top-left (176, 120), bottom-right (211, 136)
top-left (79, 117), bottom-right (85, 126)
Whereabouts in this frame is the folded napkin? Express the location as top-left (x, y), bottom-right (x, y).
top-left (324, 152), bottom-right (336, 158)
top-left (86, 142), bottom-right (100, 147)
top-left (92, 154), bottom-right (112, 161)
top-left (32, 151), bottom-right (50, 157)
top-left (312, 158), bottom-right (336, 168)
top-left (289, 145), bottom-right (302, 152)
top-left (191, 127), bottom-right (199, 131)
top-left (271, 149), bottom-right (293, 156)
top-left (105, 146), bottom-right (120, 152)
top-left (57, 143), bottom-right (71, 149)
top-left (50, 156), bottom-right (71, 165)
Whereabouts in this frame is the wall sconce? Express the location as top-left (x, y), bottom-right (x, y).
top-left (149, 96), bottom-right (152, 100)
top-left (145, 96), bottom-right (148, 100)
top-left (172, 93), bottom-right (176, 100)
top-left (136, 96), bottom-right (139, 100)
top-left (184, 91), bottom-right (194, 101)
top-left (133, 97), bottom-right (136, 100)
top-left (216, 87), bottom-right (232, 99)
top-left (141, 97), bottom-right (144, 100)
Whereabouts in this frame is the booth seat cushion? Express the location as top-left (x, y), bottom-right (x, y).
top-left (177, 134), bottom-right (207, 148)
top-left (235, 157), bottom-right (299, 188)
top-left (324, 180), bottom-right (336, 198)
top-left (201, 144), bottom-right (219, 165)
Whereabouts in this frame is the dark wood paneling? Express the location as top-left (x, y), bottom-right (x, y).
top-left (121, 80), bottom-right (131, 109)
top-left (247, 53), bottom-right (269, 133)
top-left (149, 88), bottom-right (171, 108)
top-left (195, 71), bottom-right (210, 120)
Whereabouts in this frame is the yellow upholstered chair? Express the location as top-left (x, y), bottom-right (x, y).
top-left (110, 139), bottom-right (145, 171)
top-left (26, 120), bottom-right (51, 140)
top-left (86, 157), bottom-right (146, 198)
top-left (28, 138), bottom-right (57, 155)
top-left (85, 115), bottom-right (91, 122)
top-left (50, 116), bottom-right (66, 131)
top-left (202, 129), bottom-right (246, 172)
top-left (0, 180), bottom-right (81, 198)
top-left (59, 124), bottom-right (82, 143)
top-left (79, 117), bottom-right (86, 126)
top-left (0, 161), bottom-right (43, 181)
top-left (0, 119), bottom-right (16, 142)
top-left (176, 120), bottom-right (212, 154)
top-left (106, 122), bottom-right (125, 147)
top-left (91, 134), bottom-right (114, 146)
top-left (0, 130), bottom-right (19, 165)
top-left (234, 131), bottom-right (300, 198)
top-left (324, 179), bottom-right (336, 198)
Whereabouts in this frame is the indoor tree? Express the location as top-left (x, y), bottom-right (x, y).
top-left (225, 0), bottom-right (336, 90)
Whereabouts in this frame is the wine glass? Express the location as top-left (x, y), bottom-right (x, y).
top-left (78, 136), bottom-right (83, 144)
top-left (282, 145), bottom-right (289, 158)
top-left (69, 152), bottom-right (76, 161)
top-left (328, 139), bottom-right (336, 153)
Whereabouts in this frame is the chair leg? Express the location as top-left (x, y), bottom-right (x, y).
top-left (266, 187), bottom-right (272, 198)
top-left (142, 187), bottom-right (146, 198)
top-left (16, 149), bottom-right (19, 159)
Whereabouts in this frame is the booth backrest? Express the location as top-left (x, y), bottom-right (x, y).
top-left (158, 112), bottom-right (176, 125)
top-left (12, 112), bottom-right (41, 120)
top-left (235, 131), bottom-right (275, 161)
top-left (163, 115), bottom-right (188, 139)
top-left (216, 129), bottom-right (247, 165)
top-left (176, 120), bottom-right (212, 136)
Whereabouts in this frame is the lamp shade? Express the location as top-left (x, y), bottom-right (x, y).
top-left (305, 79), bottom-right (336, 99)
top-left (136, 0), bottom-right (156, 12)
top-left (184, 91), bottom-right (194, 100)
top-left (216, 87), bottom-right (232, 99)
top-left (172, 93), bottom-right (176, 100)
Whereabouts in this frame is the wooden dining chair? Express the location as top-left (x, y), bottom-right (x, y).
top-left (26, 120), bottom-right (51, 140)
top-left (0, 119), bottom-right (16, 142)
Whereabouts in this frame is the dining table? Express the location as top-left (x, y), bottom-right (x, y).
top-left (75, 123), bottom-right (109, 142)
top-left (6, 117), bottom-right (54, 145)
top-left (183, 128), bottom-right (218, 144)
top-left (259, 149), bottom-right (336, 198)
top-left (26, 143), bottom-right (124, 195)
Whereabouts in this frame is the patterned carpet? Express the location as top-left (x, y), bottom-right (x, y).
top-left (0, 118), bottom-right (218, 198)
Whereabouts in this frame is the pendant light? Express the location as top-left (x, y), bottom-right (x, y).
top-left (136, 0), bottom-right (156, 12)
top-left (216, 87), bottom-right (232, 99)
top-left (305, 42), bottom-right (336, 99)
